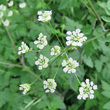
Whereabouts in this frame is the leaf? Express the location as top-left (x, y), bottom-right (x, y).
top-left (95, 60), bottom-right (103, 72)
top-left (65, 17), bottom-right (82, 31)
top-left (0, 91), bottom-right (9, 108)
top-left (58, 0), bottom-right (77, 10)
top-left (102, 91), bottom-right (110, 98)
top-left (101, 16), bottom-right (110, 22)
top-left (103, 101), bottom-right (110, 109)
top-left (101, 80), bottom-right (110, 91)
top-left (25, 52), bottom-right (36, 66)
top-left (82, 55), bottom-right (93, 68)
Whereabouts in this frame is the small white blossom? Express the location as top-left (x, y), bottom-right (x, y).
top-left (19, 2), bottom-right (26, 8)
top-left (66, 29), bottom-right (87, 47)
top-left (37, 10), bottom-right (52, 22)
top-left (77, 79), bottom-right (97, 100)
top-left (8, 1), bottom-right (13, 7)
top-left (50, 46), bottom-right (61, 56)
top-left (62, 57), bottom-right (79, 74)
top-left (19, 83), bottom-right (31, 95)
top-left (18, 42), bottom-right (29, 55)
top-left (35, 54), bottom-right (49, 70)
top-left (43, 79), bottom-right (57, 93)
top-left (8, 10), bottom-right (13, 16)
top-left (34, 33), bottom-right (48, 49)
top-left (2, 19), bottom-right (9, 27)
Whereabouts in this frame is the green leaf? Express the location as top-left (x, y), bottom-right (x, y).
top-left (0, 91), bottom-right (9, 108)
top-left (103, 101), bottom-right (110, 109)
top-left (102, 91), bottom-right (110, 98)
top-left (95, 60), bottom-right (103, 72)
top-left (25, 52), bottom-right (36, 66)
top-left (101, 16), bottom-right (110, 22)
top-left (58, 0), bottom-right (77, 10)
top-left (101, 80), bottom-right (110, 91)
top-left (82, 55), bottom-right (93, 68)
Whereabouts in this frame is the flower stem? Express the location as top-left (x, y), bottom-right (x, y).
top-left (87, 0), bottom-right (106, 31)
top-left (0, 61), bottom-right (23, 68)
top-left (48, 21), bottom-right (64, 48)
top-left (53, 58), bottom-right (62, 79)
top-left (83, 29), bottom-right (110, 44)
top-left (4, 26), bottom-right (24, 67)
top-left (74, 73), bottom-right (81, 85)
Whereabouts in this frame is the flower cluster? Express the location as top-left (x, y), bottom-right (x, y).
top-left (0, 3), bottom-right (13, 27)
top-left (66, 29), bottom-right (87, 47)
top-left (34, 33), bottom-right (48, 49)
top-left (37, 10), bottom-right (52, 22)
top-left (35, 54), bottom-right (49, 70)
top-left (19, 2), bottom-right (26, 8)
top-left (77, 79), bottom-right (97, 100)
top-left (50, 46), bottom-right (61, 56)
top-left (18, 42), bottom-right (29, 55)
top-left (43, 79), bottom-right (57, 93)
top-left (62, 57), bottom-right (79, 73)
top-left (19, 83), bottom-right (31, 95)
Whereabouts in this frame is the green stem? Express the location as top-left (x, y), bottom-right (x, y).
top-left (4, 26), bottom-right (24, 66)
top-left (87, 0), bottom-right (106, 31)
top-left (0, 61), bottom-right (23, 68)
top-left (48, 21), bottom-right (64, 48)
top-left (74, 73), bottom-right (81, 85)
top-left (53, 58), bottom-right (62, 79)
top-left (83, 29), bottom-right (110, 44)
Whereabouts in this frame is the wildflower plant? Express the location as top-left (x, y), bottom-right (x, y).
top-left (37, 10), bottom-right (52, 22)
top-left (34, 33), bottom-right (48, 49)
top-left (19, 83), bottom-right (31, 95)
top-left (35, 54), bottom-right (49, 70)
top-left (77, 79), bottom-right (97, 100)
top-left (18, 42), bottom-right (29, 55)
top-left (66, 29), bottom-right (87, 46)
top-left (0, 0), bottom-right (103, 109)
top-left (43, 79), bottom-right (57, 93)
top-left (50, 46), bottom-right (61, 56)
top-left (62, 57), bottom-right (79, 73)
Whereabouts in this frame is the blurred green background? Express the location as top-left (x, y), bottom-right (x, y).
top-left (0, 0), bottom-right (110, 110)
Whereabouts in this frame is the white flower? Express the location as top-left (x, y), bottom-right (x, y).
top-left (77, 79), bottom-right (97, 100)
top-left (37, 10), bottom-right (52, 22)
top-left (43, 79), bottom-right (57, 93)
top-left (34, 33), bottom-right (48, 49)
top-left (18, 42), bottom-right (29, 55)
top-left (93, 85), bottom-right (97, 90)
top-left (19, 83), bottom-right (31, 95)
top-left (62, 57), bottom-right (79, 74)
top-left (50, 46), bottom-right (61, 56)
top-left (8, 10), bottom-right (13, 16)
top-left (2, 19), bottom-right (9, 27)
top-left (35, 54), bottom-right (49, 70)
top-left (0, 12), bottom-right (3, 18)
top-left (66, 29), bottom-right (87, 47)
top-left (19, 2), bottom-right (26, 8)
top-left (8, 1), bottom-right (13, 7)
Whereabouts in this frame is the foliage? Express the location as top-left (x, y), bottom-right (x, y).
top-left (0, 0), bottom-right (110, 110)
